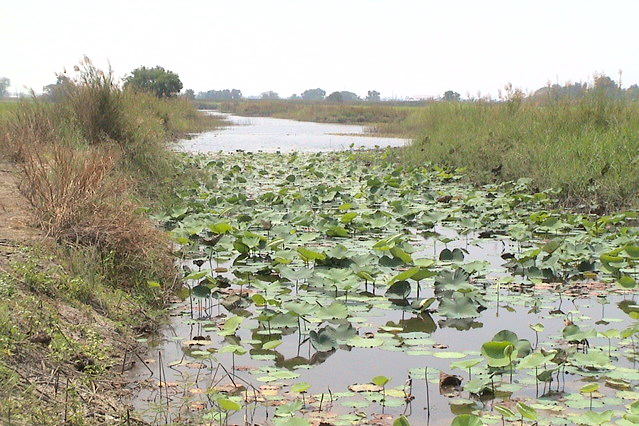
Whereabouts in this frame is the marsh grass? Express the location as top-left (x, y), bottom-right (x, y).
top-left (378, 95), bottom-right (639, 210)
top-left (220, 99), bottom-right (413, 124)
top-left (17, 145), bottom-right (175, 289)
top-left (0, 59), bottom-right (217, 289)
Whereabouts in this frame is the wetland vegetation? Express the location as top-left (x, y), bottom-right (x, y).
top-left (0, 60), bottom-right (222, 424)
top-left (213, 77), bottom-right (639, 211)
top-left (131, 148), bottom-right (638, 425)
top-left (1, 63), bottom-right (638, 426)
top-left (217, 100), bottom-right (414, 125)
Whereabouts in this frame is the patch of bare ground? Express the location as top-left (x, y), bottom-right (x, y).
top-left (0, 159), bottom-right (40, 267)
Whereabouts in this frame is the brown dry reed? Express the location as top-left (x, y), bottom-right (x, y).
top-left (0, 58), bottom-right (212, 294)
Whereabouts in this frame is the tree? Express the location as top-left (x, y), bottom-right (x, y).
top-left (593, 74), bottom-right (621, 98)
top-left (338, 91), bottom-right (360, 102)
top-left (627, 84), bottom-right (639, 100)
top-left (593, 74), bottom-right (618, 91)
top-left (260, 91), bottom-right (279, 100)
top-left (366, 90), bottom-right (380, 102)
top-left (183, 89), bottom-right (195, 99)
top-left (442, 90), bottom-right (461, 102)
top-left (196, 89), bottom-right (242, 100)
top-left (230, 89), bottom-right (242, 100)
top-left (301, 88), bottom-right (326, 101)
top-left (0, 77), bottom-right (10, 98)
top-left (288, 93), bottom-right (301, 100)
top-left (43, 74), bottom-right (73, 101)
top-left (124, 66), bottom-right (183, 98)
top-left (326, 91), bottom-right (343, 103)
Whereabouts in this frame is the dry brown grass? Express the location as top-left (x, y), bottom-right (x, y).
top-left (0, 60), bottom-right (221, 292)
top-left (0, 101), bottom-right (61, 161)
top-left (18, 145), bottom-right (175, 289)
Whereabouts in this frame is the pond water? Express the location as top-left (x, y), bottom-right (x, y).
top-left (178, 112), bottom-right (407, 153)
top-left (129, 120), bottom-right (639, 425)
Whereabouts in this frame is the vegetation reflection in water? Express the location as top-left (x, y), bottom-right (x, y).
top-left (133, 150), bottom-right (638, 425)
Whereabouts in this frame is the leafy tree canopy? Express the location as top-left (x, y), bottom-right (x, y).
top-left (301, 88), bottom-right (326, 101)
top-left (326, 91), bottom-right (360, 103)
top-left (443, 90), bottom-right (461, 102)
top-left (260, 91), bottom-right (280, 100)
top-left (0, 77), bottom-right (10, 98)
top-left (124, 66), bottom-right (183, 98)
top-left (197, 89), bottom-right (242, 100)
top-left (366, 90), bottom-right (380, 102)
top-left (184, 89), bottom-right (195, 99)
top-left (326, 91), bottom-right (343, 103)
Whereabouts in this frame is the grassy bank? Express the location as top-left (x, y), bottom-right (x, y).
top-left (219, 99), bottom-right (414, 125)
top-left (0, 61), bottom-right (220, 424)
top-left (377, 95), bottom-right (639, 211)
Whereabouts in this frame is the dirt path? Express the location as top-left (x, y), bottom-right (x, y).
top-left (0, 159), bottom-right (40, 270)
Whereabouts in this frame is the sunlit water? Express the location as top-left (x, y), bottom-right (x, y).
top-left (178, 112), bottom-right (407, 153)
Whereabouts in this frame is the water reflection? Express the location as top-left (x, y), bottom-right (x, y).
top-left (386, 313), bottom-right (437, 334)
top-left (179, 112), bottom-right (407, 153)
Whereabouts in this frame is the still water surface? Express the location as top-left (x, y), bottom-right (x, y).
top-left (179, 112), bottom-right (407, 153)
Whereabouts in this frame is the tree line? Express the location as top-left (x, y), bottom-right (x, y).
top-left (195, 87), bottom-right (383, 103)
top-left (3, 66), bottom-right (639, 104)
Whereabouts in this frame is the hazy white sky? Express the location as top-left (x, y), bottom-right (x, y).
top-left (3, 0), bottom-right (638, 99)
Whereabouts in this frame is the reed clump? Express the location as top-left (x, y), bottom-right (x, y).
top-left (379, 93), bottom-right (639, 211)
top-left (0, 58), bottom-right (215, 290)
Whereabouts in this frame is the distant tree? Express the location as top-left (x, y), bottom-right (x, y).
top-left (301, 88), bottom-right (326, 101)
top-left (43, 74), bottom-right (73, 101)
top-left (326, 91), bottom-right (343, 103)
top-left (366, 90), bottom-right (380, 102)
top-left (288, 93), bottom-right (301, 100)
top-left (442, 90), bottom-right (461, 102)
top-left (592, 74), bottom-right (621, 98)
top-left (338, 91), bottom-right (360, 102)
top-left (196, 89), bottom-right (242, 100)
top-left (593, 74), bottom-right (618, 91)
top-left (124, 66), bottom-right (183, 98)
top-left (260, 91), bottom-right (280, 100)
top-left (0, 77), bottom-right (9, 98)
top-left (531, 82), bottom-right (588, 101)
top-left (184, 89), bottom-right (195, 99)
top-left (627, 84), bottom-right (639, 100)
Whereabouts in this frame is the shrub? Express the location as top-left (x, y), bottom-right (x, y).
top-left (18, 145), bottom-right (175, 290)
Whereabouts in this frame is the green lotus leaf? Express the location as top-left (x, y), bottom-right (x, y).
top-left (218, 398), bottom-right (241, 412)
top-left (516, 402), bottom-right (538, 420)
top-left (451, 414), bottom-right (483, 426)
top-left (291, 382), bottom-right (311, 393)
top-left (481, 341), bottom-right (516, 367)
top-left (371, 375), bottom-right (390, 387)
top-left (439, 294), bottom-right (479, 319)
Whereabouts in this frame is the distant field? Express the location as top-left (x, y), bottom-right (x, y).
top-left (217, 99), bottom-right (417, 125)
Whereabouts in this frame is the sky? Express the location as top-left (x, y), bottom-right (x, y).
top-left (2, 0), bottom-right (639, 99)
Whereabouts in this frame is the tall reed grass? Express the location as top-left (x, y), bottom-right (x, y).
top-left (378, 95), bottom-right (639, 211)
top-left (0, 58), bottom-right (216, 291)
top-left (220, 100), bottom-right (412, 124)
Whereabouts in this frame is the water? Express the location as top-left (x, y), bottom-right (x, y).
top-left (178, 112), bottom-right (407, 153)
top-left (129, 117), bottom-right (637, 425)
